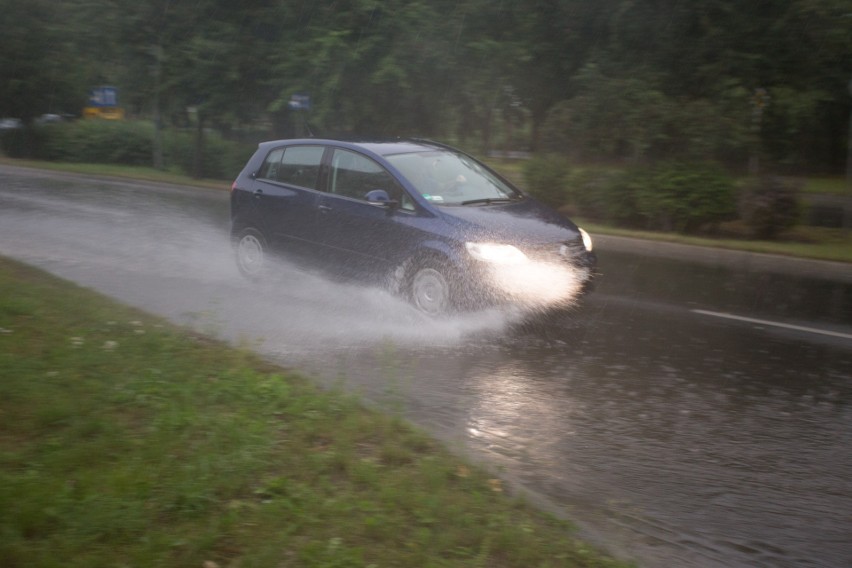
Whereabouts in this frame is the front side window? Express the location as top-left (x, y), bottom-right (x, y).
top-left (257, 145), bottom-right (324, 190)
top-left (329, 149), bottom-right (400, 202)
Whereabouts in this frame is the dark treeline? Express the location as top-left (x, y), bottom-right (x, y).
top-left (1, 0), bottom-right (850, 173)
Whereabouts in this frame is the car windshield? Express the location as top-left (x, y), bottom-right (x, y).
top-left (386, 150), bottom-right (521, 206)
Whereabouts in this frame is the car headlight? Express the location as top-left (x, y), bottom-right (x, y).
top-left (465, 242), bottom-right (529, 264)
top-left (579, 227), bottom-right (593, 252)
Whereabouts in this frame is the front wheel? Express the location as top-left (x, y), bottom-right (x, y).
top-left (409, 264), bottom-right (454, 316)
top-left (234, 227), bottom-right (268, 280)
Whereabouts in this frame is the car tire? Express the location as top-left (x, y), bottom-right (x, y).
top-left (409, 262), bottom-right (455, 316)
top-left (234, 227), bottom-right (268, 280)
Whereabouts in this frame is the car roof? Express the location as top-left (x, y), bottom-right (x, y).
top-left (256, 138), bottom-right (451, 157)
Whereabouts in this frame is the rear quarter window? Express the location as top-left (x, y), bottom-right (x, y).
top-left (257, 148), bottom-right (285, 180)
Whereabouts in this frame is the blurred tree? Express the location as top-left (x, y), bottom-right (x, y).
top-left (1, 0), bottom-right (849, 174)
top-left (451, 0), bottom-right (528, 151)
top-left (0, 0), bottom-right (82, 121)
top-left (265, 0), bottom-right (467, 138)
top-left (108, 0), bottom-right (274, 174)
top-left (589, 0), bottom-right (852, 171)
top-left (512, 0), bottom-right (614, 150)
top-left (739, 176), bottom-right (803, 239)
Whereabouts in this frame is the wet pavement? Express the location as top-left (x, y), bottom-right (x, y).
top-left (1, 165), bottom-right (850, 567)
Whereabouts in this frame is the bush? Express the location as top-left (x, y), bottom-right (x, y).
top-left (521, 157), bottom-right (639, 224)
top-left (0, 126), bottom-right (48, 159)
top-left (558, 167), bottom-right (642, 226)
top-left (739, 176), bottom-right (802, 239)
top-left (40, 120), bottom-right (154, 166)
top-left (5, 119), bottom-right (253, 180)
top-left (523, 158), bottom-right (737, 234)
top-left (521, 155), bottom-right (571, 208)
top-left (164, 130), bottom-right (253, 180)
top-left (633, 162), bottom-right (738, 233)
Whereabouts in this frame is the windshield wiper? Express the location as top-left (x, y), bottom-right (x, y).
top-left (460, 197), bottom-right (518, 206)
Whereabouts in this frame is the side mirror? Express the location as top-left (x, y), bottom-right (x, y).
top-left (365, 189), bottom-right (399, 209)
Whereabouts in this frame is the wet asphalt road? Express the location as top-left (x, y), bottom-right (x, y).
top-left (1, 165), bottom-right (850, 568)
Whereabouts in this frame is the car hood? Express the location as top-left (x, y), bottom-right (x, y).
top-left (435, 198), bottom-right (582, 245)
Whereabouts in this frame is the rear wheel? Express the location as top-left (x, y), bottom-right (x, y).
top-left (409, 264), bottom-right (453, 316)
top-left (234, 227), bottom-right (268, 279)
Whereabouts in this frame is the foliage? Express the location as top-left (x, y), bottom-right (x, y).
top-left (0, 0), bottom-right (86, 122)
top-left (762, 87), bottom-right (835, 172)
top-left (164, 129), bottom-right (254, 180)
top-left (10, 120), bottom-right (252, 179)
top-left (521, 160), bottom-right (638, 226)
top-left (541, 67), bottom-right (670, 162)
top-left (0, 0), bottom-right (849, 173)
top-left (739, 176), bottom-right (803, 239)
top-left (527, 161), bottom-right (738, 233)
top-left (520, 154), bottom-right (571, 208)
top-left (0, 256), bottom-right (627, 567)
top-left (40, 120), bottom-right (154, 166)
top-left (567, 167), bottom-right (644, 227)
top-left (540, 65), bottom-right (754, 165)
top-left (0, 125), bottom-right (48, 159)
top-left (632, 162), bottom-right (738, 233)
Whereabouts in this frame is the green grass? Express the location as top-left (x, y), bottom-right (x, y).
top-left (0, 156), bottom-right (228, 191)
top-left (802, 176), bottom-right (851, 196)
top-left (0, 256), bottom-right (628, 568)
top-left (576, 220), bottom-right (852, 263)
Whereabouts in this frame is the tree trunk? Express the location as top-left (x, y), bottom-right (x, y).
top-left (151, 44), bottom-right (164, 170)
top-left (193, 113), bottom-right (204, 179)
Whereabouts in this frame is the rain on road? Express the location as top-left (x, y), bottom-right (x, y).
top-left (1, 165), bottom-right (850, 568)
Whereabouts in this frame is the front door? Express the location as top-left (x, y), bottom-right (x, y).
top-left (315, 148), bottom-right (419, 281)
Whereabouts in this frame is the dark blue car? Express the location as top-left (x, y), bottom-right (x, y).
top-left (230, 139), bottom-right (596, 315)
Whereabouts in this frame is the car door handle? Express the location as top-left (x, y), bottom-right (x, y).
top-left (318, 204), bottom-right (332, 212)
top-left (253, 189), bottom-right (264, 198)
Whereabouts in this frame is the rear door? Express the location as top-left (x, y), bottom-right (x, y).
top-left (250, 144), bottom-right (327, 259)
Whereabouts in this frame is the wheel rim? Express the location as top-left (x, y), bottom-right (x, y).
top-left (411, 267), bottom-right (449, 315)
top-left (237, 234), bottom-right (264, 276)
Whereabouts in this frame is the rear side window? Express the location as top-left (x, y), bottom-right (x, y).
top-left (258, 145), bottom-right (324, 190)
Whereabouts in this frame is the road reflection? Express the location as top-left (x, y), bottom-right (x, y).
top-left (465, 360), bottom-right (574, 468)
top-left (303, 296), bottom-right (852, 568)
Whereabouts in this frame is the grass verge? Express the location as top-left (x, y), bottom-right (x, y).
top-left (802, 176), bottom-right (851, 196)
top-left (0, 256), bottom-right (628, 568)
top-left (576, 220), bottom-right (852, 263)
top-left (0, 156), bottom-right (227, 191)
